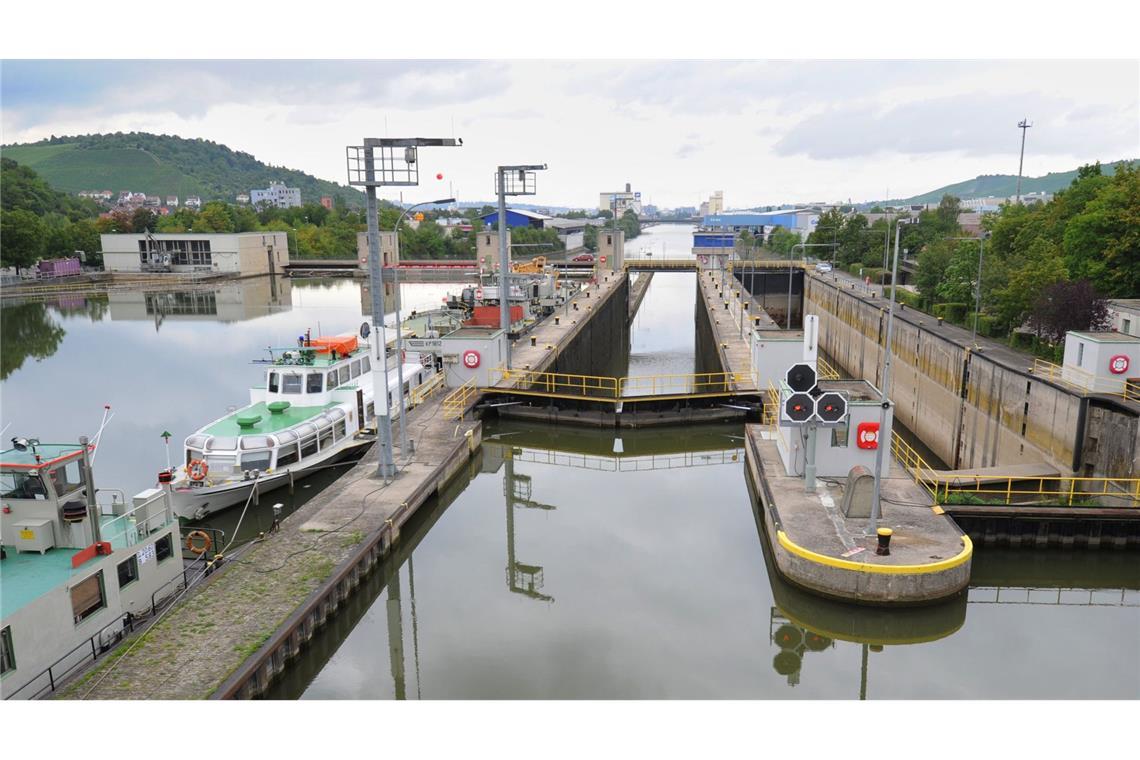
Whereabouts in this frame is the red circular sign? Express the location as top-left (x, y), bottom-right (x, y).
top-left (475, 288), bottom-right (484, 299)
top-left (462, 350), bottom-right (481, 369)
top-left (600, 255), bottom-right (607, 264)
top-left (1109, 354), bottom-right (1130, 374)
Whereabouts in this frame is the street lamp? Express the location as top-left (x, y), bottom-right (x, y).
top-left (346, 136), bottom-right (461, 479)
top-left (946, 233), bottom-right (991, 349)
top-left (495, 163), bottom-right (547, 369)
top-left (869, 216), bottom-right (918, 535)
top-left (391, 198), bottom-right (455, 460)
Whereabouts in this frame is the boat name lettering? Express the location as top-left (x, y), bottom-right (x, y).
top-left (407, 339), bottom-right (443, 350)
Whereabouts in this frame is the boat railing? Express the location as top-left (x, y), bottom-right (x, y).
top-left (99, 490), bottom-right (174, 550)
top-left (2, 613), bottom-right (135, 700)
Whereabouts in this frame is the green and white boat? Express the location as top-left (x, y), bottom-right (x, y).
top-left (169, 332), bottom-right (435, 521)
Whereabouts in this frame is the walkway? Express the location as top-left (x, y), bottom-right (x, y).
top-left (697, 268), bottom-right (758, 392)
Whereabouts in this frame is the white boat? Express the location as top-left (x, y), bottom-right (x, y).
top-left (168, 331), bottom-right (437, 521)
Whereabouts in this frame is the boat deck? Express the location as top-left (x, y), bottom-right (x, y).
top-left (202, 401), bottom-right (341, 437)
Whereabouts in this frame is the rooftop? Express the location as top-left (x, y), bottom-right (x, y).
top-left (1, 443), bottom-right (87, 470)
top-left (1069, 331), bottom-right (1140, 344)
top-left (202, 401), bottom-right (338, 437)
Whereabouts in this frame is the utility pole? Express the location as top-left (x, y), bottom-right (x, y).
top-left (1016, 119), bottom-right (1032, 204)
top-left (494, 163), bottom-right (547, 369)
top-left (347, 137), bottom-right (461, 479)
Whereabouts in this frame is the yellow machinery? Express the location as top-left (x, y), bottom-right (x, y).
top-left (511, 255), bottom-right (547, 274)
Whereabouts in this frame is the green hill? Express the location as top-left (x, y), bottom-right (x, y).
top-left (884, 160), bottom-right (1133, 207)
top-left (1, 133), bottom-right (364, 207)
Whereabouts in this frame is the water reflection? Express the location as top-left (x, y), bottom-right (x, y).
top-left (0, 301), bottom-right (67, 380)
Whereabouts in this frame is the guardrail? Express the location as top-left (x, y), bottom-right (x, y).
top-left (817, 356), bottom-right (840, 381)
top-left (491, 368), bottom-right (752, 402)
top-left (3, 614), bottom-right (134, 700)
top-left (409, 372), bottom-right (446, 407)
top-left (442, 377), bottom-right (478, 420)
top-left (1030, 357), bottom-right (1140, 403)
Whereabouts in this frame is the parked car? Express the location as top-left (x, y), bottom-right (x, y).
top-left (572, 253), bottom-right (595, 263)
top-left (815, 262), bottom-right (833, 273)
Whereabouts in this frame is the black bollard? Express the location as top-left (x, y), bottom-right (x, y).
top-left (876, 527), bottom-right (893, 556)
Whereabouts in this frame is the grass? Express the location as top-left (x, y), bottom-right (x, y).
top-left (341, 530), bottom-right (365, 548)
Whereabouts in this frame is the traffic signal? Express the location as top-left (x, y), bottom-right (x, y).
top-left (783, 392), bottom-right (815, 423)
top-left (785, 363), bottom-right (816, 393)
top-left (814, 392), bottom-right (847, 425)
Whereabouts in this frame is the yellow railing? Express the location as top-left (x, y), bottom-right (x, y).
top-left (727, 260), bottom-right (809, 271)
top-left (890, 429), bottom-right (1140, 507)
top-left (1031, 357), bottom-right (1140, 403)
top-left (817, 356), bottom-right (840, 381)
top-left (762, 381), bottom-right (780, 427)
top-left (490, 368), bottom-right (752, 401)
top-left (622, 258), bottom-right (699, 270)
top-left (441, 377), bottom-right (478, 420)
top-left (409, 372), bottom-right (446, 407)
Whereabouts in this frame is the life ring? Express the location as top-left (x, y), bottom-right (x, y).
top-left (186, 530), bottom-right (212, 555)
top-left (188, 459), bottom-right (209, 481)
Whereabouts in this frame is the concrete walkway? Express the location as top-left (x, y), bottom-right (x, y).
top-left (697, 269), bottom-right (758, 391)
top-left (62, 395), bottom-right (477, 700)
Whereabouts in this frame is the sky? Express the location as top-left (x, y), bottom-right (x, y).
top-left (2, 59), bottom-right (1137, 210)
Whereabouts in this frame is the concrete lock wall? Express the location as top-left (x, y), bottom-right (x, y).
top-left (805, 277), bottom-right (1086, 473)
top-left (549, 275), bottom-right (630, 378)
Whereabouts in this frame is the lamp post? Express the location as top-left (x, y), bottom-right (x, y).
top-left (495, 163), bottom-right (547, 369)
top-left (869, 216), bottom-right (918, 535)
top-left (391, 198), bottom-right (455, 460)
top-left (346, 136), bottom-right (461, 479)
top-left (946, 233), bottom-right (991, 348)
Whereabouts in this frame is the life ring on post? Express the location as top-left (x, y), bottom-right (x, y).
top-left (186, 530), bottom-right (212, 555)
top-left (188, 459), bottom-right (209, 481)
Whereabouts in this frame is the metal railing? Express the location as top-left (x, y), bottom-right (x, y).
top-left (890, 431), bottom-right (1140, 507)
top-left (969, 586), bottom-right (1139, 608)
top-left (3, 614), bottom-right (134, 700)
top-left (99, 491), bottom-right (173, 550)
top-left (409, 372), bottom-right (446, 407)
top-left (442, 377), bottom-right (478, 420)
top-left (817, 356), bottom-right (840, 381)
top-left (491, 368), bottom-right (752, 402)
top-left (507, 447), bottom-right (745, 473)
top-left (763, 381), bottom-right (781, 427)
top-left (1030, 357), bottom-right (1140, 403)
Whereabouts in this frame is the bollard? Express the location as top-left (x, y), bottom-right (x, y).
top-left (937, 316), bottom-right (943, 326)
top-left (876, 527), bottom-right (893, 556)
top-left (573, 303), bottom-right (578, 311)
top-left (531, 336), bottom-right (537, 346)
top-left (555, 316), bottom-right (560, 325)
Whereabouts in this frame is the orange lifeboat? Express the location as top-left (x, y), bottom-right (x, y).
top-left (309, 334), bottom-right (358, 356)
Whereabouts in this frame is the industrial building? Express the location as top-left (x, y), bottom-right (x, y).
top-left (99, 232), bottom-right (289, 276)
top-left (478, 208), bottom-right (552, 229)
top-left (250, 181), bottom-right (302, 209)
top-left (599, 183), bottom-right (642, 218)
top-left (703, 209), bottom-right (820, 240)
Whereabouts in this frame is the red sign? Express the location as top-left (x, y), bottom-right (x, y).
top-left (1109, 354), bottom-right (1130, 374)
top-left (462, 350), bottom-right (481, 369)
top-left (856, 422), bottom-right (880, 450)
top-left (475, 288), bottom-right (484, 300)
top-left (600, 255), bottom-right (607, 264)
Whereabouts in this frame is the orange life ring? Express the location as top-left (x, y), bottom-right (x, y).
top-left (188, 459), bottom-right (209, 481)
top-left (186, 530), bottom-right (212, 555)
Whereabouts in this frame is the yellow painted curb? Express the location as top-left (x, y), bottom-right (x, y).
top-left (776, 530), bottom-right (972, 575)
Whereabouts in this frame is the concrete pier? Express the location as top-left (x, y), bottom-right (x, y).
top-left (627, 271), bottom-right (654, 320)
top-left (744, 424), bottom-right (972, 605)
top-left (61, 395), bottom-right (480, 699)
top-left (697, 269), bottom-right (757, 392)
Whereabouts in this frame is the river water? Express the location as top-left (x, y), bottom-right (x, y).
top-left (3, 225), bottom-right (1137, 699)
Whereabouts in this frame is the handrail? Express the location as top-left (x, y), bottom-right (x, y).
top-left (490, 368), bottom-right (750, 400)
top-left (409, 371), bottom-right (446, 406)
top-left (3, 613), bottom-right (133, 700)
top-left (817, 356), bottom-right (840, 381)
top-left (1031, 357), bottom-right (1139, 402)
top-left (442, 377), bottom-right (477, 420)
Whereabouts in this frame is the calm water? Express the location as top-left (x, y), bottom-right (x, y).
top-left (3, 260), bottom-right (1138, 699)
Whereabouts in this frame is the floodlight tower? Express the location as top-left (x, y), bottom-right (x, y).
top-left (346, 137), bottom-right (461, 478)
top-left (495, 163), bottom-right (547, 369)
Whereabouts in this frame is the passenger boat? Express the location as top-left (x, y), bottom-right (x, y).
top-left (168, 331), bottom-right (436, 521)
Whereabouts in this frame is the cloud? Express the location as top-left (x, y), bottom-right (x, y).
top-left (772, 91), bottom-right (1140, 160)
top-left (1, 60), bottom-right (511, 129)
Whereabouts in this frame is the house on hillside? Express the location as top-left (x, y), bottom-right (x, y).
top-left (184, 196), bottom-right (202, 209)
top-left (235, 193), bottom-right (250, 205)
top-left (166, 195), bottom-right (179, 207)
top-left (250, 181), bottom-right (301, 209)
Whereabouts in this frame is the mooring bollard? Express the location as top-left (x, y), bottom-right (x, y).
top-left (530, 336), bottom-right (537, 346)
top-left (555, 316), bottom-right (560, 325)
top-left (876, 527), bottom-right (893, 556)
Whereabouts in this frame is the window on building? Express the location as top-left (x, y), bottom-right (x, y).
top-left (71, 572), bottom-right (106, 624)
top-left (1124, 318), bottom-right (1132, 335)
top-left (1077, 343), bottom-right (1085, 367)
top-left (155, 534), bottom-right (173, 563)
top-left (831, 425), bottom-right (849, 448)
top-left (268, 372), bottom-right (279, 393)
top-left (282, 374), bottom-right (303, 394)
top-left (0, 626), bottom-right (14, 675)
top-left (307, 373), bottom-right (323, 393)
top-left (117, 556), bottom-right (139, 589)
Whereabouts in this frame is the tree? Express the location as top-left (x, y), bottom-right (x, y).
top-left (583, 224), bottom-right (598, 252)
top-left (0, 209), bottom-right (47, 273)
top-left (914, 239), bottom-right (954, 304)
top-left (130, 207), bottom-right (158, 233)
top-left (767, 226), bottom-right (800, 257)
top-left (618, 209), bottom-right (641, 241)
top-left (196, 201), bottom-right (235, 232)
top-left (1029, 280), bottom-right (1110, 343)
top-left (991, 237), bottom-right (1066, 332)
top-left (1062, 162), bottom-right (1140, 297)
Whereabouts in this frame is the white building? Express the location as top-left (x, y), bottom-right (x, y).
top-left (235, 193), bottom-right (250, 205)
top-left (1062, 331), bottom-right (1140, 394)
top-left (184, 196), bottom-right (201, 209)
top-left (100, 232), bottom-right (289, 276)
top-left (165, 195), bottom-right (179, 208)
top-left (599, 182), bottom-right (642, 218)
top-left (251, 181), bottom-right (302, 209)
top-left (1107, 300), bottom-right (1140, 338)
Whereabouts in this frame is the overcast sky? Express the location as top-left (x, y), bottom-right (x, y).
top-left (2, 60), bottom-right (1137, 209)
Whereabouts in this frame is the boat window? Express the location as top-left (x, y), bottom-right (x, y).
top-left (1, 626), bottom-right (14, 675)
top-left (241, 451), bottom-right (273, 471)
top-left (276, 444), bottom-right (300, 467)
top-left (0, 471), bottom-right (48, 500)
top-left (186, 448), bottom-right (203, 467)
top-left (365, 402), bottom-right (375, 420)
top-left (240, 436), bottom-right (272, 450)
top-left (300, 435), bottom-right (318, 458)
top-left (350, 360), bottom-right (361, 379)
top-left (70, 571), bottom-right (106, 625)
top-left (333, 420), bottom-right (347, 440)
top-left (206, 437), bottom-right (237, 451)
top-left (117, 556), bottom-right (139, 589)
top-left (268, 372), bottom-right (279, 393)
top-left (205, 455), bottom-right (235, 475)
top-left (339, 366), bottom-right (351, 386)
top-left (318, 425), bottom-right (333, 450)
top-left (48, 460), bottom-right (86, 498)
top-left (155, 533), bottom-right (174, 563)
top-left (361, 356), bottom-right (371, 373)
top-left (307, 373), bottom-right (323, 393)
top-left (327, 371), bottom-right (338, 389)
top-left (282, 373), bottom-right (303, 394)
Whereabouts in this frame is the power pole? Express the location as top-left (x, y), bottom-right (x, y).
top-left (1015, 119), bottom-right (1032, 204)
